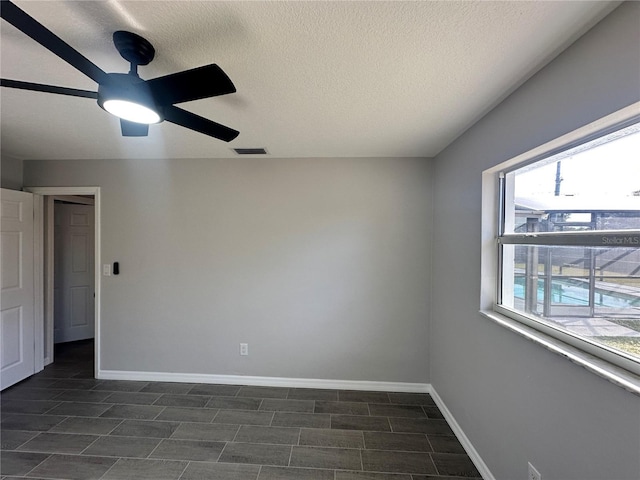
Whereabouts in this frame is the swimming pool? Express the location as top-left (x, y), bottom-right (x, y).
top-left (513, 276), bottom-right (640, 309)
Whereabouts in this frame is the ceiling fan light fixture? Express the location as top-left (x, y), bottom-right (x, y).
top-left (102, 99), bottom-right (160, 124)
top-left (97, 73), bottom-right (163, 124)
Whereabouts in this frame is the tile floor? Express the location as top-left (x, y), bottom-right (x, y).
top-left (1, 340), bottom-right (481, 479)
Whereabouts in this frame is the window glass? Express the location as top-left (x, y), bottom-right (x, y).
top-left (505, 126), bottom-right (640, 234)
top-left (499, 123), bottom-right (640, 366)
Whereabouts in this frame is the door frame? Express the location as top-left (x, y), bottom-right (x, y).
top-left (25, 186), bottom-right (101, 376)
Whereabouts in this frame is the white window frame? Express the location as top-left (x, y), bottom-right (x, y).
top-left (481, 103), bottom-right (640, 395)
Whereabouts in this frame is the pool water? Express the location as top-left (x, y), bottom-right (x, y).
top-left (513, 277), bottom-right (640, 309)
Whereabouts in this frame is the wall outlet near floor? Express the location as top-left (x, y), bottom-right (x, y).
top-left (239, 343), bottom-right (249, 356)
top-left (528, 462), bottom-right (542, 480)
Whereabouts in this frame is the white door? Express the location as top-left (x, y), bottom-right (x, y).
top-left (1, 189), bottom-right (35, 389)
top-left (54, 203), bottom-right (95, 343)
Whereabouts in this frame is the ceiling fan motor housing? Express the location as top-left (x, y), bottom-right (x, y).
top-left (97, 73), bottom-right (163, 123)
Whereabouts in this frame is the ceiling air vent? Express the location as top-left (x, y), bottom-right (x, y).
top-left (233, 148), bottom-right (268, 155)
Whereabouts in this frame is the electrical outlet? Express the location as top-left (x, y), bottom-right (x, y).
top-left (239, 343), bottom-right (249, 356)
top-left (528, 462), bottom-right (541, 480)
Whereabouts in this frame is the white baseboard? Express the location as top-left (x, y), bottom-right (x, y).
top-left (429, 386), bottom-right (495, 480)
top-left (97, 369), bottom-right (430, 393)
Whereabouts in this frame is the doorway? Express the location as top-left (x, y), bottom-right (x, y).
top-left (26, 186), bottom-right (101, 377)
top-left (53, 197), bottom-right (95, 344)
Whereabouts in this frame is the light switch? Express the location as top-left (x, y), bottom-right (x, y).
top-left (103, 264), bottom-right (112, 276)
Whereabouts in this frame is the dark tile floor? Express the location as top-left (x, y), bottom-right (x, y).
top-left (1, 340), bottom-right (481, 480)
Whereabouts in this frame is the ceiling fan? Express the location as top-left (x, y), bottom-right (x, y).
top-left (0, 0), bottom-right (239, 141)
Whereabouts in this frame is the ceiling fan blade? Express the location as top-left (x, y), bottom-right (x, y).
top-left (0, 0), bottom-right (108, 85)
top-left (120, 120), bottom-right (149, 137)
top-left (1, 78), bottom-right (97, 99)
top-left (164, 106), bottom-right (239, 142)
top-left (146, 64), bottom-right (236, 106)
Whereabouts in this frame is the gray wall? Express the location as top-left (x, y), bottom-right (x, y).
top-left (430, 3), bottom-right (640, 480)
top-left (24, 156), bottom-right (432, 383)
top-left (1, 155), bottom-right (23, 190)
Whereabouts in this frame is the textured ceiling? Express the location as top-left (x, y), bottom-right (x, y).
top-left (0, 1), bottom-right (618, 160)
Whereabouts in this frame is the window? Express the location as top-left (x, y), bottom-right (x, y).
top-left (495, 119), bottom-right (640, 377)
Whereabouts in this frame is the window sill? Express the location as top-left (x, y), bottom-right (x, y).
top-left (480, 309), bottom-right (640, 396)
